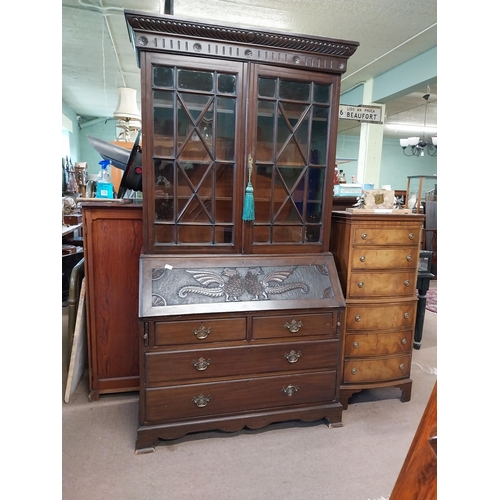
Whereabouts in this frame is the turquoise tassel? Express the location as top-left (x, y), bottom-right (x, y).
top-left (242, 181), bottom-right (255, 221)
top-left (242, 154), bottom-right (255, 221)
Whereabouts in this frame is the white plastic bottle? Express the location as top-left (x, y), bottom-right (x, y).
top-left (96, 159), bottom-right (114, 199)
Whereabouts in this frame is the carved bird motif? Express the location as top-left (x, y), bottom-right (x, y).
top-left (245, 267), bottom-right (309, 300)
top-left (177, 268), bottom-right (245, 301)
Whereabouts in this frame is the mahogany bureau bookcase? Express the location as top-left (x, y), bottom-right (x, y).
top-left (330, 211), bottom-right (425, 409)
top-left (124, 10), bottom-right (358, 453)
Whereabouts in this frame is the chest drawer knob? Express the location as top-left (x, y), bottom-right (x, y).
top-left (355, 314), bottom-right (361, 322)
top-left (282, 384), bottom-right (299, 397)
top-left (404, 312), bottom-right (409, 319)
top-left (404, 280), bottom-right (410, 287)
top-left (192, 357), bottom-right (211, 371)
top-left (357, 281), bottom-right (364, 288)
top-left (353, 341), bottom-right (359, 349)
top-left (284, 350), bottom-right (302, 363)
top-left (401, 338), bottom-right (407, 345)
top-left (193, 323), bottom-right (211, 340)
top-left (359, 255), bottom-right (366, 262)
top-left (399, 363), bottom-right (405, 371)
top-left (192, 394), bottom-right (211, 408)
top-left (406, 255), bottom-right (412, 262)
top-left (351, 368), bottom-right (357, 375)
top-left (284, 318), bottom-right (303, 333)
top-left (408, 232), bottom-right (415, 240)
top-left (361, 233), bottom-right (368, 240)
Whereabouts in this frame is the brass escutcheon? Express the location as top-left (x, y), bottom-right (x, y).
top-left (192, 394), bottom-right (211, 407)
top-left (284, 318), bottom-right (302, 333)
top-left (193, 323), bottom-right (211, 340)
top-left (281, 384), bottom-right (299, 397)
top-left (192, 357), bottom-right (211, 371)
top-left (284, 350), bottom-right (302, 363)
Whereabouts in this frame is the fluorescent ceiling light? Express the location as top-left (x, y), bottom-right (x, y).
top-left (385, 124), bottom-right (437, 134)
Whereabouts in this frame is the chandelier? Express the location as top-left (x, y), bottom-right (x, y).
top-left (399, 90), bottom-right (437, 157)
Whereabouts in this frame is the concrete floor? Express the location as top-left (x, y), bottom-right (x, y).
top-left (62, 284), bottom-right (437, 500)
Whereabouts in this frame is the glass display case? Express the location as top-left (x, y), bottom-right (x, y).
top-left (405, 175), bottom-right (437, 214)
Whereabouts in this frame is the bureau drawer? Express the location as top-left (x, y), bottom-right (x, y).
top-left (145, 339), bottom-right (339, 386)
top-left (343, 354), bottom-right (411, 383)
top-left (344, 332), bottom-right (412, 357)
top-left (346, 302), bottom-right (416, 331)
top-left (153, 317), bottom-right (246, 346)
top-left (347, 271), bottom-right (416, 298)
top-left (352, 227), bottom-right (421, 246)
top-left (350, 247), bottom-right (420, 270)
top-left (144, 370), bottom-right (337, 423)
top-left (252, 312), bottom-right (334, 340)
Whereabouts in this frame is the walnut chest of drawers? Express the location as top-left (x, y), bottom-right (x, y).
top-left (330, 211), bottom-right (424, 408)
top-left (136, 253), bottom-right (345, 453)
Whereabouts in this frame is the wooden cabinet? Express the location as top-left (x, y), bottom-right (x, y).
top-left (125, 11), bottom-right (358, 453)
top-left (330, 211), bottom-right (424, 409)
top-left (82, 202), bottom-right (143, 401)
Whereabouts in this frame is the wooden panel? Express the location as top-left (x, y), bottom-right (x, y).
top-left (144, 370), bottom-right (337, 422)
top-left (350, 247), bottom-right (420, 270)
top-left (145, 339), bottom-right (339, 385)
top-left (83, 203), bottom-right (143, 398)
top-left (345, 301), bottom-right (416, 331)
top-left (343, 355), bottom-right (411, 383)
top-left (352, 227), bottom-right (421, 246)
top-left (344, 332), bottom-right (412, 357)
top-left (252, 313), bottom-right (334, 340)
top-left (153, 317), bottom-right (247, 346)
top-left (347, 271), bottom-right (417, 298)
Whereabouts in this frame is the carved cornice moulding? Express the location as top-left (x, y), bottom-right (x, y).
top-left (125, 11), bottom-right (359, 72)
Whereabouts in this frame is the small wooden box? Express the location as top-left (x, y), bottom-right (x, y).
top-left (64, 214), bottom-right (82, 225)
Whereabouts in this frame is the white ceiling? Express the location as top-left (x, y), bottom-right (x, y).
top-left (62, 0), bottom-right (437, 139)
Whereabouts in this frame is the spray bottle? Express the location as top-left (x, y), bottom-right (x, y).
top-left (96, 159), bottom-right (114, 199)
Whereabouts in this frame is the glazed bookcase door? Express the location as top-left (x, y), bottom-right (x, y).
top-left (244, 65), bottom-right (338, 254)
top-left (142, 54), bottom-right (246, 254)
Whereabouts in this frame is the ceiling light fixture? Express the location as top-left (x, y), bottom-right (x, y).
top-left (399, 89), bottom-right (437, 157)
top-left (113, 87), bottom-right (141, 143)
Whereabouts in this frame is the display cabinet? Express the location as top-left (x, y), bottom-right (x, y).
top-left (125, 10), bottom-right (358, 452)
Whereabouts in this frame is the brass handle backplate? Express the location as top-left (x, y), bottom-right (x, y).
top-left (282, 384), bottom-right (299, 397)
top-left (284, 350), bottom-right (302, 364)
top-left (193, 323), bottom-right (211, 340)
top-left (284, 319), bottom-right (303, 333)
top-left (192, 357), bottom-right (211, 371)
top-left (192, 394), bottom-right (211, 407)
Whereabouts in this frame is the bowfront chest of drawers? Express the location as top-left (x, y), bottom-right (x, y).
top-left (330, 211), bottom-right (424, 408)
top-left (136, 254), bottom-right (345, 453)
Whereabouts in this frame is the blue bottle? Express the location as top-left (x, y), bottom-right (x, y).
top-left (96, 159), bottom-right (114, 199)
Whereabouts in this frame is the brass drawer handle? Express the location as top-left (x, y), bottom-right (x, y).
top-left (404, 280), bottom-right (410, 287)
top-left (192, 357), bottom-right (211, 371)
top-left (355, 314), bottom-right (361, 322)
top-left (351, 368), bottom-right (357, 375)
top-left (284, 350), bottom-right (302, 364)
top-left (406, 255), bottom-right (412, 262)
top-left (353, 341), bottom-right (359, 349)
top-left (401, 338), bottom-right (407, 345)
top-left (282, 384), bottom-right (299, 397)
top-left (357, 281), bottom-right (364, 288)
top-left (361, 233), bottom-right (368, 240)
top-left (359, 255), bottom-right (366, 262)
top-left (193, 323), bottom-right (211, 340)
top-left (408, 232), bottom-right (415, 240)
top-left (284, 318), bottom-right (303, 333)
top-left (404, 312), bottom-right (409, 319)
top-left (399, 363), bottom-right (405, 370)
top-left (192, 394), bottom-right (211, 407)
